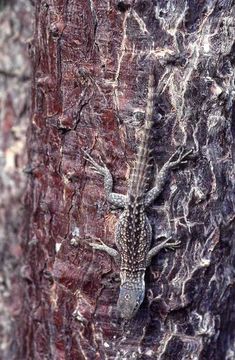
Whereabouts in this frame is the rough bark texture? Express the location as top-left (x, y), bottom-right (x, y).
top-left (0, 1), bottom-right (33, 358)
top-left (13, 1), bottom-right (235, 359)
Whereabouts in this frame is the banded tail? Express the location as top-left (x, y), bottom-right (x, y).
top-left (128, 73), bottom-right (155, 199)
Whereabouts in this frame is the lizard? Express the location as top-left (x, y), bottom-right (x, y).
top-left (83, 71), bottom-right (192, 320)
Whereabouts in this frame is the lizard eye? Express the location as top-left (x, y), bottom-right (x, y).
top-left (125, 294), bottom-right (130, 301)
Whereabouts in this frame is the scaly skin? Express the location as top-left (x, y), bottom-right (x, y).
top-left (83, 72), bottom-right (192, 319)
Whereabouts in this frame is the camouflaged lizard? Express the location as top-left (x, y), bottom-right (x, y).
top-left (84, 72), bottom-right (191, 319)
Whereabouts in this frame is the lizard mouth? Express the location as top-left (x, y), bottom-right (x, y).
top-left (117, 282), bottom-right (145, 319)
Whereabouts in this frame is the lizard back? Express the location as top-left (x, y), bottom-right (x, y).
top-left (116, 72), bottom-right (155, 276)
top-left (115, 198), bottom-right (152, 272)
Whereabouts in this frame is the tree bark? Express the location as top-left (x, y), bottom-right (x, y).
top-left (0, 1), bottom-right (33, 358)
top-left (15, 1), bottom-right (235, 359)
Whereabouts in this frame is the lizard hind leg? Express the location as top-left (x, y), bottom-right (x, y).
top-left (83, 149), bottom-right (127, 208)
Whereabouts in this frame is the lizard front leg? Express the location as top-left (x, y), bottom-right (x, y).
top-left (146, 236), bottom-right (180, 266)
top-left (83, 150), bottom-right (127, 208)
top-left (145, 146), bottom-right (192, 207)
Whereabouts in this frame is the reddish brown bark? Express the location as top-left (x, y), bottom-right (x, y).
top-left (4, 1), bottom-right (235, 359)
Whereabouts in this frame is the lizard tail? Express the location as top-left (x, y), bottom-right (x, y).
top-left (128, 72), bottom-right (155, 200)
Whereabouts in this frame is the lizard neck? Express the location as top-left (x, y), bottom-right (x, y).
top-left (120, 269), bottom-right (145, 286)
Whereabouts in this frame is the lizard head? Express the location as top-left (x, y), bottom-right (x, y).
top-left (117, 281), bottom-right (145, 319)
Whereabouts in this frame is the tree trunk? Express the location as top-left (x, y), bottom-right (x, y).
top-left (14, 1), bottom-right (235, 359)
top-left (0, 1), bottom-right (33, 358)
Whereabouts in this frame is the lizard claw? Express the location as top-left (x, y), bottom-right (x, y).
top-left (164, 239), bottom-right (181, 251)
top-left (89, 238), bottom-right (105, 247)
top-left (98, 155), bottom-right (108, 169)
top-left (83, 149), bottom-right (107, 176)
top-left (83, 150), bottom-right (98, 166)
top-left (169, 146), bottom-right (193, 168)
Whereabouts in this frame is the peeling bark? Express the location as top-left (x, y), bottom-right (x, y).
top-left (13, 1), bottom-right (235, 359)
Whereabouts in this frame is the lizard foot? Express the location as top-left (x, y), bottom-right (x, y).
top-left (89, 237), bottom-right (120, 261)
top-left (147, 236), bottom-right (181, 265)
top-left (83, 150), bottom-right (108, 177)
top-left (163, 239), bottom-right (181, 251)
top-left (168, 146), bottom-right (193, 168)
